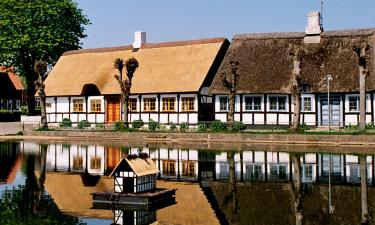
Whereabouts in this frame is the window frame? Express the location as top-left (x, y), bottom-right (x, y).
top-left (162, 97), bottom-right (176, 112)
top-left (73, 99), bottom-right (84, 112)
top-left (219, 96), bottom-right (229, 112)
top-left (128, 98), bottom-right (137, 112)
top-left (346, 94), bottom-right (370, 113)
top-left (268, 95), bottom-right (288, 112)
top-left (181, 97), bottom-right (195, 112)
top-left (301, 95), bottom-right (314, 112)
top-left (243, 95), bottom-right (263, 112)
top-left (143, 97), bottom-right (156, 112)
top-left (90, 99), bottom-right (102, 113)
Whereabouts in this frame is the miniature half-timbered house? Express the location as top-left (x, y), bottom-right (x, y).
top-left (43, 32), bottom-right (229, 126)
top-left (209, 12), bottom-right (375, 127)
top-left (109, 154), bottom-right (159, 193)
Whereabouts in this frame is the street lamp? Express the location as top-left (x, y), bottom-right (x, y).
top-left (325, 75), bottom-right (333, 130)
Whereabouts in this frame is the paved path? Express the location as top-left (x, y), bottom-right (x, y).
top-left (0, 122), bottom-right (23, 135)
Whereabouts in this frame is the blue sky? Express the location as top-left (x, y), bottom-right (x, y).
top-left (75, 0), bottom-right (375, 48)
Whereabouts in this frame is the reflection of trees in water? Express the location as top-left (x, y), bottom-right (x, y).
top-left (223, 151), bottom-right (239, 225)
top-left (291, 153), bottom-right (303, 225)
top-left (0, 145), bottom-right (79, 224)
top-left (359, 155), bottom-right (369, 225)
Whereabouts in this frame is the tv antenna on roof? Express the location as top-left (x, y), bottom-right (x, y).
top-left (320, 0), bottom-right (324, 31)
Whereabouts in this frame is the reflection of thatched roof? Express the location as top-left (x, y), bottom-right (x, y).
top-left (207, 181), bottom-right (375, 225)
top-left (45, 172), bottom-right (113, 219)
top-left (209, 28), bottom-right (375, 94)
top-left (45, 38), bottom-right (229, 96)
top-left (109, 157), bottom-right (159, 177)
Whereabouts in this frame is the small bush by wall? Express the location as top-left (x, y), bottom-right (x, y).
top-left (59, 118), bottom-right (72, 127)
top-left (211, 120), bottom-right (227, 132)
top-left (77, 120), bottom-right (91, 129)
top-left (148, 119), bottom-right (160, 131)
top-left (132, 119), bottom-right (144, 129)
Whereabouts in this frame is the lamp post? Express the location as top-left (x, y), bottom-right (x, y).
top-left (326, 75), bottom-right (333, 130)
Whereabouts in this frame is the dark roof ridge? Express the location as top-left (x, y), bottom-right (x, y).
top-left (63, 37), bottom-right (227, 56)
top-left (233, 28), bottom-right (375, 41)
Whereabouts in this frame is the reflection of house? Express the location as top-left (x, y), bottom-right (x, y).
top-left (0, 143), bottom-right (21, 184)
top-left (0, 66), bottom-right (25, 112)
top-left (43, 32), bottom-right (229, 126)
top-left (114, 210), bottom-right (156, 225)
top-left (46, 144), bottom-right (105, 175)
top-left (209, 12), bottom-right (375, 127)
top-left (110, 155), bottom-right (159, 193)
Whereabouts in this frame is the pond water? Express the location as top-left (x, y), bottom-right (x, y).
top-left (0, 140), bottom-right (374, 225)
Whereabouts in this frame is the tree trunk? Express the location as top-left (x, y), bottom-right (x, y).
top-left (359, 155), bottom-right (369, 224)
top-left (291, 153), bottom-right (303, 225)
top-left (291, 57), bottom-right (302, 133)
top-left (292, 93), bottom-right (301, 132)
top-left (40, 93), bottom-right (47, 129)
top-left (228, 92), bottom-right (236, 129)
top-left (123, 94), bottom-right (129, 128)
top-left (359, 67), bottom-right (366, 131)
top-left (26, 82), bottom-right (35, 116)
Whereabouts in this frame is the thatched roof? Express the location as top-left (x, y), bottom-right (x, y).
top-left (109, 156), bottom-right (159, 177)
top-left (209, 28), bottom-right (375, 94)
top-left (45, 38), bottom-right (229, 96)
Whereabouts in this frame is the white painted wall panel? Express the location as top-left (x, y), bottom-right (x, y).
top-left (169, 114), bottom-right (178, 123)
top-left (266, 114), bottom-right (277, 125)
top-left (159, 114), bottom-right (168, 123)
top-left (254, 151), bottom-right (265, 162)
top-left (179, 114), bottom-right (188, 123)
top-left (87, 114), bottom-right (96, 123)
top-left (150, 113), bottom-right (158, 122)
top-left (141, 114), bottom-right (149, 122)
top-left (242, 114), bottom-right (252, 124)
top-left (189, 114), bottom-right (198, 124)
top-left (305, 153), bottom-right (316, 163)
top-left (303, 114), bottom-right (316, 125)
top-left (279, 114), bottom-right (289, 126)
top-left (46, 97), bottom-right (55, 113)
top-left (57, 97), bottom-right (69, 113)
top-left (254, 114), bottom-right (264, 124)
top-left (70, 114), bottom-right (78, 123)
top-left (345, 115), bottom-right (357, 125)
top-left (215, 114), bottom-right (227, 122)
top-left (56, 114), bottom-right (63, 122)
top-left (96, 114), bottom-right (105, 123)
top-left (78, 114), bottom-right (86, 121)
top-left (243, 151), bottom-right (253, 162)
top-left (234, 113), bottom-right (240, 121)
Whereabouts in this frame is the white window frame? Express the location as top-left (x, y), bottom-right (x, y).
top-left (219, 96), bottom-right (229, 112)
top-left (268, 95), bottom-right (288, 112)
top-left (243, 95), bottom-right (263, 112)
top-left (345, 94), bottom-right (370, 113)
top-left (301, 94), bottom-right (314, 112)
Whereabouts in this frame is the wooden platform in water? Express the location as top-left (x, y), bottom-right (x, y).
top-left (91, 188), bottom-right (176, 210)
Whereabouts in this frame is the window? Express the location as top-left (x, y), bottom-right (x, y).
top-left (181, 97), bottom-right (195, 111)
top-left (302, 84), bottom-right (311, 93)
top-left (182, 161), bottom-right (195, 177)
top-left (46, 103), bottom-right (52, 108)
top-left (162, 97), bottom-right (175, 111)
top-left (269, 96), bottom-right (287, 111)
top-left (90, 156), bottom-right (101, 170)
top-left (219, 96), bottom-right (228, 111)
top-left (348, 96), bottom-right (359, 112)
top-left (244, 96), bottom-right (262, 111)
top-left (73, 99), bottom-right (84, 112)
top-left (35, 97), bottom-right (41, 108)
top-left (162, 161), bottom-right (176, 175)
top-left (302, 96), bottom-right (312, 112)
top-left (143, 98), bottom-right (156, 111)
top-left (128, 98), bottom-right (137, 112)
top-left (90, 99), bottom-right (101, 112)
top-left (73, 156), bottom-right (83, 170)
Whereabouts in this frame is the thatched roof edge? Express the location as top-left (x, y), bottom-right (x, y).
top-left (63, 37), bottom-right (227, 56)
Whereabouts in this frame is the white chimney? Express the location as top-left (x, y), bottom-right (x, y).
top-left (133, 31), bottom-right (146, 49)
top-left (305, 12), bottom-right (322, 35)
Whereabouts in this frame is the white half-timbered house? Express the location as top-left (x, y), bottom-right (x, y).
top-left (43, 32), bottom-right (229, 126)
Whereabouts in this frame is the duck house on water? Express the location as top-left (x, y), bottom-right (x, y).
top-left (92, 153), bottom-right (176, 210)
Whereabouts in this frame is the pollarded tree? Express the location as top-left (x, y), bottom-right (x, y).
top-left (0, 0), bottom-right (90, 115)
top-left (114, 57), bottom-right (139, 128)
top-left (289, 45), bottom-right (305, 133)
top-left (34, 60), bottom-right (48, 129)
top-left (353, 43), bottom-right (371, 131)
top-left (221, 59), bottom-right (240, 130)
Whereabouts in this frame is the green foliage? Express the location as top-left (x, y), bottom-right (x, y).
top-left (198, 123), bottom-right (208, 132)
top-left (232, 121), bottom-right (246, 132)
top-left (0, 0), bottom-right (90, 114)
top-left (345, 123), bottom-right (359, 130)
top-left (169, 122), bottom-right (177, 131)
top-left (210, 120), bottom-right (227, 132)
top-left (132, 119), bottom-right (144, 129)
top-left (20, 105), bottom-right (28, 115)
top-left (59, 118), bottom-right (72, 128)
top-left (148, 119), bottom-right (160, 131)
top-left (114, 121), bottom-right (125, 131)
top-left (366, 122), bottom-right (375, 129)
top-left (77, 120), bottom-right (91, 129)
top-left (95, 123), bottom-right (105, 130)
top-left (289, 122), bottom-right (310, 133)
top-left (179, 122), bottom-right (189, 132)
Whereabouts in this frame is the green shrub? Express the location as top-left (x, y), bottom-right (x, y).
top-left (179, 122), bottom-right (189, 132)
top-left (59, 118), bottom-right (72, 127)
top-left (169, 122), bottom-right (177, 131)
top-left (345, 123), bottom-right (358, 130)
top-left (77, 120), bottom-right (91, 129)
top-left (114, 121), bottom-right (125, 131)
top-left (132, 119), bottom-right (144, 129)
top-left (198, 123), bottom-right (208, 132)
top-left (95, 124), bottom-right (105, 130)
top-left (20, 105), bottom-right (28, 115)
top-left (366, 122), bottom-right (375, 129)
top-left (232, 121), bottom-right (246, 132)
top-left (148, 119), bottom-right (160, 131)
top-left (211, 120), bottom-right (227, 132)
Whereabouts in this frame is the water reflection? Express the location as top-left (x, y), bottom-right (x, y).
top-left (1, 141), bottom-right (375, 224)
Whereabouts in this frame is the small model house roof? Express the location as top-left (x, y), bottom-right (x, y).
top-left (44, 38), bottom-right (229, 96)
top-left (109, 155), bottom-right (159, 177)
top-left (209, 28), bottom-right (375, 95)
